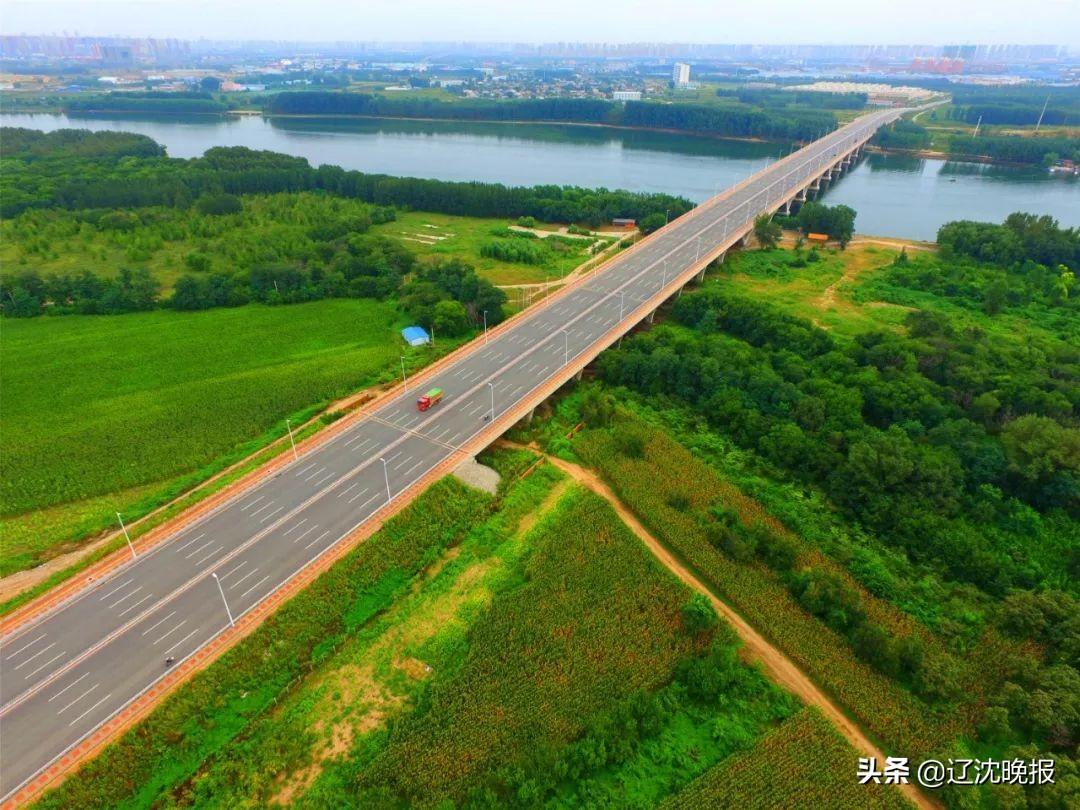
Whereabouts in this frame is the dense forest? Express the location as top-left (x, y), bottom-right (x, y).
top-left (590, 215), bottom-right (1079, 806)
top-left (65, 90), bottom-right (229, 115)
top-left (946, 85), bottom-right (1080, 127)
top-left (0, 127), bottom-right (691, 223)
top-left (872, 119), bottom-right (1080, 165)
top-left (715, 87), bottom-right (868, 110)
top-left (266, 91), bottom-right (839, 141)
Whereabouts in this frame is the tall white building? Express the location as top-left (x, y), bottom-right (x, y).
top-left (672, 62), bottom-right (691, 87)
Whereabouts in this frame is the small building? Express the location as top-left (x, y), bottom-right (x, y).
top-left (612, 90), bottom-right (642, 101)
top-left (612, 218), bottom-right (637, 228)
top-left (807, 232), bottom-right (830, 243)
top-left (401, 326), bottom-right (431, 346)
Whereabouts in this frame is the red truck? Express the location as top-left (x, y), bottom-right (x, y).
top-left (417, 387), bottom-right (444, 412)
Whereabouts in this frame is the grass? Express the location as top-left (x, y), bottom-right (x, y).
top-left (661, 707), bottom-right (912, 809)
top-left (0, 299), bottom-right (410, 574)
top-left (377, 210), bottom-right (609, 286)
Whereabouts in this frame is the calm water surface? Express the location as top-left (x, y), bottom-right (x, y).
top-left (3, 112), bottom-right (1076, 241)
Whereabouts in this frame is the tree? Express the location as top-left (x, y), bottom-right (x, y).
top-left (200, 76), bottom-right (222, 93)
top-left (753, 214), bottom-right (782, 249)
top-left (639, 212), bottom-right (667, 234)
top-left (432, 299), bottom-right (470, 337)
top-left (681, 593), bottom-right (719, 635)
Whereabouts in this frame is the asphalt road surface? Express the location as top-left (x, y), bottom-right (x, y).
top-left (0, 107), bottom-right (903, 800)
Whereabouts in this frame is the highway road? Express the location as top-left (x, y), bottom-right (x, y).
top-left (0, 107), bottom-right (904, 800)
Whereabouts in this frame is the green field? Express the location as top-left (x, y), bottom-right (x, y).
top-left (1, 299), bottom-right (409, 575)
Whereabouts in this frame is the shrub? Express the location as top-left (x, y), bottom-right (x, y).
top-left (682, 593), bottom-right (719, 635)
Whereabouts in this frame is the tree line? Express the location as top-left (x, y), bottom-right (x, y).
top-left (0, 128), bottom-right (692, 226)
top-left (266, 91), bottom-right (839, 142)
top-left (65, 91), bottom-right (229, 115)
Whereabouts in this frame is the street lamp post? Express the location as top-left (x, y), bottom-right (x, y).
top-left (380, 457), bottom-right (391, 503)
top-left (285, 419), bottom-right (298, 461)
top-left (619, 290), bottom-right (625, 321)
top-left (212, 572), bottom-right (235, 628)
top-left (487, 381), bottom-right (495, 422)
top-left (116, 512), bottom-right (136, 560)
top-left (400, 356), bottom-right (408, 392)
top-left (561, 329), bottom-right (569, 366)
top-left (483, 310), bottom-right (488, 343)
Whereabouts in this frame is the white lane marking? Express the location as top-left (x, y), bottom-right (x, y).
top-left (161, 629), bottom-right (200, 657)
top-left (117, 593), bottom-right (154, 618)
top-left (347, 487), bottom-right (372, 504)
top-left (248, 500), bottom-right (278, 517)
top-left (153, 621), bottom-right (187, 645)
top-left (384, 451), bottom-right (402, 464)
top-left (353, 493), bottom-right (381, 513)
top-left (194, 546), bottom-right (224, 567)
top-left (174, 532), bottom-right (207, 553)
top-left (259, 506), bottom-right (286, 524)
top-left (98, 578), bottom-right (134, 602)
top-left (238, 576), bottom-right (270, 600)
top-left (141, 611), bottom-right (177, 637)
top-left (282, 519), bottom-right (308, 537)
top-left (338, 481), bottom-right (363, 498)
top-left (303, 531), bottom-right (331, 551)
top-left (57, 683), bottom-right (99, 715)
top-left (107, 586), bottom-right (143, 610)
top-left (184, 539), bottom-right (215, 560)
top-left (68, 693), bottom-right (112, 727)
top-left (301, 466), bottom-right (327, 483)
top-left (391, 455), bottom-right (412, 471)
top-left (22, 651), bottom-right (66, 681)
top-left (4, 633), bottom-right (47, 661)
top-left (310, 472), bottom-right (336, 489)
top-left (401, 459), bottom-right (425, 479)
top-left (292, 525), bottom-right (320, 544)
top-left (239, 495), bottom-right (266, 511)
top-left (293, 463), bottom-right (317, 476)
top-left (229, 569), bottom-right (259, 591)
top-left (12, 642), bottom-right (57, 671)
top-left (48, 672), bottom-right (89, 703)
top-left (216, 562), bottom-right (247, 584)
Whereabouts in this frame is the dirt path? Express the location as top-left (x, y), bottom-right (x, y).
top-left (533, 450), bottom-right (936, 810)
top-left (812, 238), bottom-right (934, 314)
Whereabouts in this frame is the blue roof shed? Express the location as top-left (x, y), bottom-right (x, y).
top-left (401, 326), bottom-right (431, 346)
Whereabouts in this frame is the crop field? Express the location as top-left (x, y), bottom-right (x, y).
top-left (661, 707), bottom-right (912, 809)
top-left (571, 415), bottom-right (984, 758)
top-left (0, 299), bottom-right (407, 575)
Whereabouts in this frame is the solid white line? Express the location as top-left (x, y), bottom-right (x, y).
top-left (238, 576), bottom-right (270, 600)
top-left (13, 642), bottom-right (57, 671)
top-left (259, 506), bottom-right (286, 523)
top-left (47, 672), bottom-right (89, 703)
top-left (153, 621), bottom-right (187, 646)
top-left (57, 683), bottom-right (99, 716)
top-left (107, 586), bottom-right (143, 610)
top-left (140, 610), bottom-right (177, 637)
top-left (4, 633), bottom-right (46, 661)
top-left (98, 578), bottom-right (134, 602)
top-left (68, 694), bottom-right (111, 727)
top-left (22, 651), bottom-right (66, 681)
top-left (303, 531), bottom-right (331, 551)
top-left (117, 593), bottom-right (154, 618)
top-left (282, 519), bottom-right (308, 537)
top-left (174, 532), bottom-right (206, 553)
top-left (161, 629), bottom-right (200, 657)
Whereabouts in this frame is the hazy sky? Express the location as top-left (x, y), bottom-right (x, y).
top-left (4, 0), bottom-right (1077, 46)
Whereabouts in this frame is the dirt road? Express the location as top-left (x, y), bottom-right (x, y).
top-left (536, 450), bottom-right (936, 810)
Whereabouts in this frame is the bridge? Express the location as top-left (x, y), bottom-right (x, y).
top-left (0, 107), bottom-right (905, 804)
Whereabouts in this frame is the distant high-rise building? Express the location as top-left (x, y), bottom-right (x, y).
top-left (672, 62), bottom-right (690, 87)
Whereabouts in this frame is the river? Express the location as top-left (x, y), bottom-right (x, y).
top-left (3, 112), bottom-right (1077, 241)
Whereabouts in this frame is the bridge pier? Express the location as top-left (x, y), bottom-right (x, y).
top-left (647, 308), bottom-right (657, 324)
top-left (574, 368), bottom-right (584, 382)
top-left (522, 406), bottom-right (536, 424)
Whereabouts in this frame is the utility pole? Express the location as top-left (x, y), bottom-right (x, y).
top-left (972, 115), bottom-right (982, 139)
top-left (400, 357), bottom-right (408, 392)
top-left (116, 512), bottom-right (136, 560)
top-left (379, 457), bottom-right (391, 503)
top-left (285, 419), bottom-right (298, 460)
top-left (1036, 94), bottom-right (1050, 133)
top-left (212, 572), bottom-right (235, 627)
top-left (482, 310), bottom-right (488, 343)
